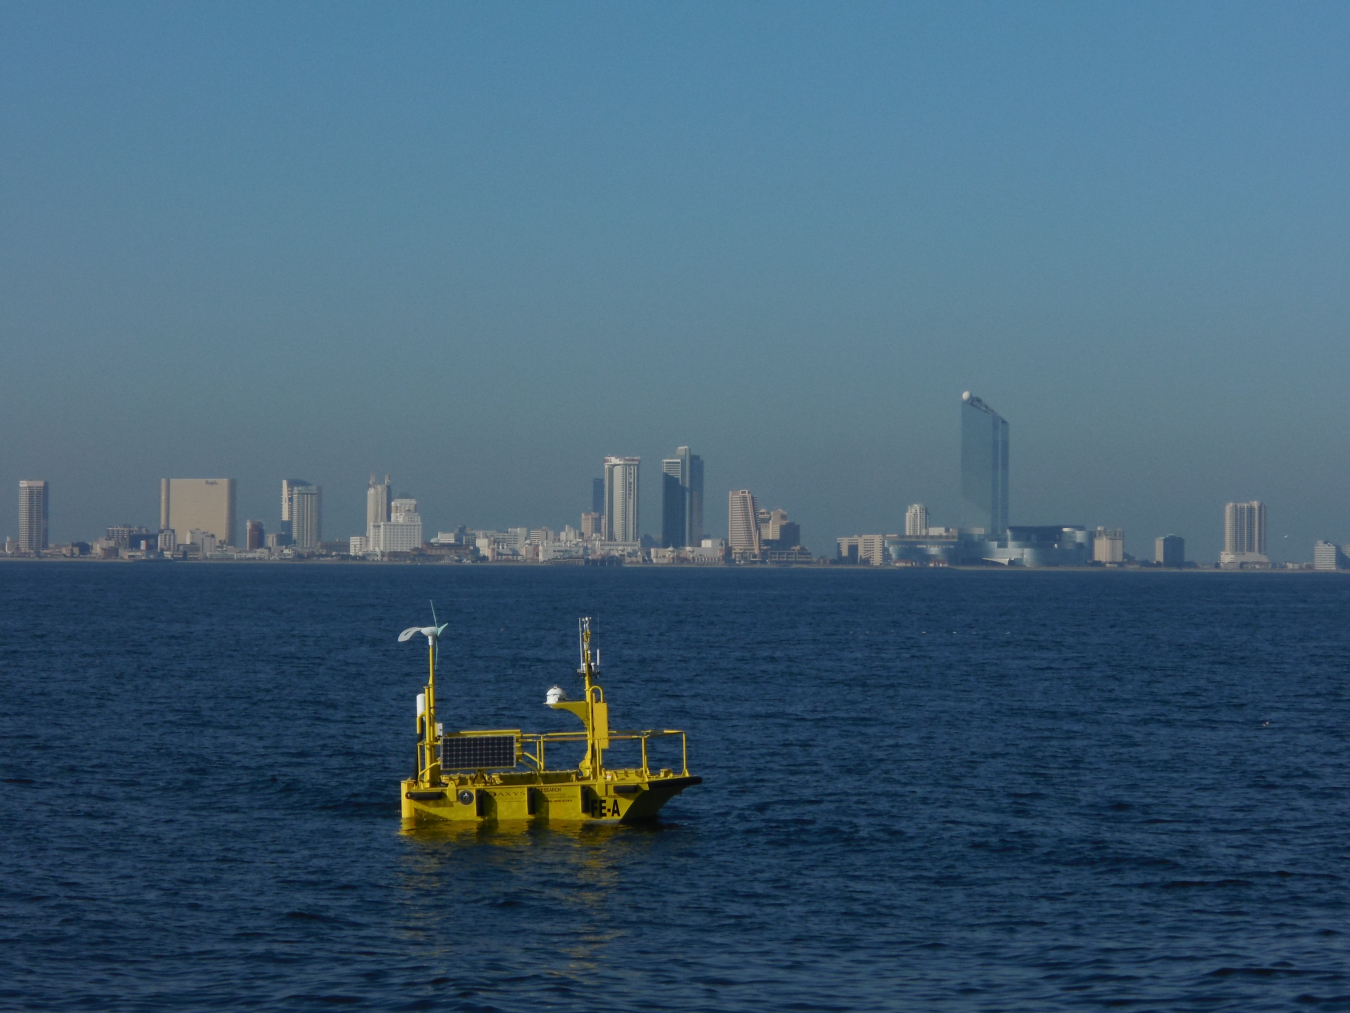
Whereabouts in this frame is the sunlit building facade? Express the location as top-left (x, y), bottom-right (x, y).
top-left (728, 490), bottom-right (760, 557)
top-left (371, 497), bottom-right (422, 553)
top-left (1221, 500), bottom-right (1268, 566)
top-left (367, 473), bottom-right (391, 541)
top-left (904, 503), bottom-right (929, 536)
top-left (18, 480), bottom-right (48, 552)
top-left (1093, 528), bottom-right (1124, 564)
top-left (160, 478), bottom-right (236, 548)
top-left (603, 457), bottom-right (640, 542)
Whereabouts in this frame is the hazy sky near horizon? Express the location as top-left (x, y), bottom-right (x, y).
top-left (3, 3), bottom-right (1348, 561)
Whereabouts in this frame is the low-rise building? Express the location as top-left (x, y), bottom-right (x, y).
top-left (837, 534), bottom-right (889, 565)
top-left (887, 531), bottom-right (959, 565)
top-left (106, 525), bottom-right (152, 550)
top-left (956, 526), bottom-right (1093, 566)
top-left (188, 530), bottom-right (217, 557)
top-left (1313, 541), bottom-right (1349, 571)
top-left (693, 538), bottom-right (727, 564)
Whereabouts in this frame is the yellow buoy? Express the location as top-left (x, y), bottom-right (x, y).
top-left (398, 615), bottom-right (700, 825)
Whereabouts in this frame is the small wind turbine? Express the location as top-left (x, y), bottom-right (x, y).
top-left (399, 600), bottom-right (448, 674)
top-left (398, 621), bottom-right (448, 647)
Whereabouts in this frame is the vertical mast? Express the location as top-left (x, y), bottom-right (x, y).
top-left (424, 634), bottom-right (436, 786)
top-left (582, 618), bottom-right (593, 774)
top-left (580, 617), bottom-right (601, 777)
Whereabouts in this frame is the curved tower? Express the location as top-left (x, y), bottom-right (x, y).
top-left (960, 391), bottom-right (1009, 537)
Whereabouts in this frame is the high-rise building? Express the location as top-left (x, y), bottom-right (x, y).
top-left (581, 512), bottom-right (601, 539)
top-left (280, 479), bottom-right (308, 541)
top-left (1155, 534), bottom-right (1185, 567)
top-left (758, 508), bottom-right (800, 549)
top-left (659, 446), bottom-right (704, 548)
top-left (160, 479), bottom-right (236, 548)
top-left (1093, 527), bottom-right (1124, 564)
top-left (960, 392), bottom-right (1010, 536)
top-left (661, 458), bottom-right (685, 548)
top-left (367, 473), bottom-right (391, 540)
top-left (245, 520), bottom-right (265, 550)
top-left (1221, 501), bottom-right (1268, 565)
top-left (603, 457), bottom-right (640, 542)
top-left (905, 503), bottom-right (929, 537)
top-left (18, 480), bottom-right (48, 552)
top-left (728, 490), bottom-right (760, 557)
top-left (592, 478), bottom-right (604, 517)
top-left (371, 497), bottom-right (423, 553)
top-left (679, 446), bottom-right (703, 547)
top-left (289, 485), bottom-right (321, 549)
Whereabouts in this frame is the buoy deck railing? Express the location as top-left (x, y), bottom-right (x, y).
top-left (440, 727), bottom-right (689, 779)
top-left (523, 728), bottom-right (689, 779)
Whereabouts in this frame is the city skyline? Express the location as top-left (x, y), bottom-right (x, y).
top-left (9, 464), bottom-right (1345, 569)
top-left (4, 422), bottom-right (1342, 565)
top-left (3, 8), bottom-right (1349, 560)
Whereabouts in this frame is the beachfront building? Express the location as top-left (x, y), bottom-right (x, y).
top-left (160, 478), bottom-right (236, 548)
top-left (603, 457), bottom-right (640, 543)
top-left (18, 480), bottom-right (49, 552)
top-left (1220, 501), bottom-right (1269, 567)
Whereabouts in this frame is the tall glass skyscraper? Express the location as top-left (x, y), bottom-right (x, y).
top-left (683, 448), bottom-right (703, 547)
top-left (960, 391), bottom-right (1009, 536)
top-left (660, 459), bottom-right (685, 548)
top-left (660, 446), bottom-right (704, 547)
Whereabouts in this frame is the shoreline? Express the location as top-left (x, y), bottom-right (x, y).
top-left (0, 556), bottom-right (1336, 573)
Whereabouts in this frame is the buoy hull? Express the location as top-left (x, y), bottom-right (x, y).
top-left (399, 774), bottom-right (701, 825)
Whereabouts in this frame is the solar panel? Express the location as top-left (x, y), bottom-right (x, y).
top-left (441, 735), bottom-right (517, 770)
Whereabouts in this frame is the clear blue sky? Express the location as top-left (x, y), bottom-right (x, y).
top-left (2, 3), bottom-right (1347, 561)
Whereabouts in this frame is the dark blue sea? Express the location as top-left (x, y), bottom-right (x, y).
top-left (2, 565), bottom-right (1348, 1011)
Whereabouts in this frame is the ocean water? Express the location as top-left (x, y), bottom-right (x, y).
top-left (1, 564), bottom-right (1348, 1012)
